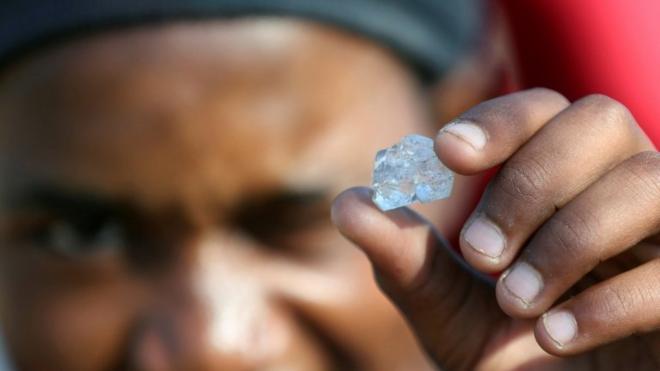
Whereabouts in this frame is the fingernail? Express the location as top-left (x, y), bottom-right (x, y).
top-left (543, 310), bottom-right (578, 347)
top-left (438, 120), bottom-right (487, 150)
top-left (503, 262), bottom-right (543, 305)
top-left (463, 217), bottom-right (505, 259)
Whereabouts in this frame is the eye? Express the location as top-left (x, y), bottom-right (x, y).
top-left (4, 210), bottom-right (130, 260)
top-left (37, 216), bottom-right (127, 259)
top-left (232, 191), bottom-right (331, 250)
top-left (0, 188), bottom-right (134, 260)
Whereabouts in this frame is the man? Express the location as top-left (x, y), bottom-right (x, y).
top-left (1, 1), bottom-right (659, 371)
top-left (0, 1), bottom-right (480, 370)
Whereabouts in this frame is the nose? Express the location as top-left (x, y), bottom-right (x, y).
top-left (129, 233), bottom-right (290, 371)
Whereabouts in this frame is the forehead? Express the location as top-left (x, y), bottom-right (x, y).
top-left (0, 19), bottom-right (427, 211)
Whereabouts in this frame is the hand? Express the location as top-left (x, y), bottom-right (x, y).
top-left (332, 89), bottom-right (660, 370)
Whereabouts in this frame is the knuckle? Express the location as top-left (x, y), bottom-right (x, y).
top-left (596, 276), bottom-right (659, 325)
top-left (527, 87), bottom-right (570, 106)
top-left (578, 94), bottom-right (636, 130)
top-left (626, 151), bottom-right (660, 174)
top-left (468, 88), bottom-right (569, 127)
top-left (598, 285), bottom-right (638, 320)
top-left (589, 260), bottom-right (660, 330)
top-left (541, 209), bottom-right (596, 261)
top-left (495, 157), bottom-right (552, 203)
top-left (622, 151), bottom-right (660, 200)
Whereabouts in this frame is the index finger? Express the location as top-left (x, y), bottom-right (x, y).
top-left (435, 88), bottom-right (570, 174)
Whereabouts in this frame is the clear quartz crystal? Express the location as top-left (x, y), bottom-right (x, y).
top-left (371, 134), bottom-right (454, 211)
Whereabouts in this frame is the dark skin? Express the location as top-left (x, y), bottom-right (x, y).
top-left (0, 15), bottom-right (658, 371)
top-left (334, 90), bottom-right (660, 370)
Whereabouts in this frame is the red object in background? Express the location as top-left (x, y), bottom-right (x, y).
top-left (500, 0), bottom-right (660, 146)
top-left (455, 1), bottom-right (660, 263)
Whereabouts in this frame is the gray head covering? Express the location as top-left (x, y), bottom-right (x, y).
top-left (1, 0), bottom-right (483, 81)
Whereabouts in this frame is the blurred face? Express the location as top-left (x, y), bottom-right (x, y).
top-left (0, 19), bottom-right (440, 371)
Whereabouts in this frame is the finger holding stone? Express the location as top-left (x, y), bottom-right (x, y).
top-left (534, 259), bottom-right (660, 356)
top-left (435, 88), bottom-right (570, 174)
top-left (331, 187), bottom-right (471, 292)
top-left (459, 95), bottom-right (653, 273)
top-left (331, 187), bottom-right (503, 370)
top-left (496, 151), bottom-right (660, 317)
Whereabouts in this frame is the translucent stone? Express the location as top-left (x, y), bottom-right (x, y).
top-left (371, 134), bottom-right (454, 211)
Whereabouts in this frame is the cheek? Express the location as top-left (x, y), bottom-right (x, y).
top-left (0, 247), bottom-right (140, 371)
top-left (264, 229), bottom-right (424, 368)
top-left (260, 220), bottom-right (396, 316)
top-left (12, 295), bottom-right (133, 370)
top-left (267, 227), bottom-right (404, 330)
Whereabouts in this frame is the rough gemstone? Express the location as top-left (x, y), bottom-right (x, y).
top-left (371, 134), bottom-right (454, 211)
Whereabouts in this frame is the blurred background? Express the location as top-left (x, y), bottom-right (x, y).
top-left (0, 1), bottom-right (659, 370)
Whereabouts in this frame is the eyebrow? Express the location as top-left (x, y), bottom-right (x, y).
top-left (230, 188), bottom-right (331, 224)
top-left (236, 188), bottom-right (330, 209)
top-left (1, 183), bottom-right (331, 224)
top-left (0, 184), bottom-right (126, 216)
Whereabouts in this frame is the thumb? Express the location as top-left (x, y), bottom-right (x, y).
top-left (331, 187), bottom-right (504, 371)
